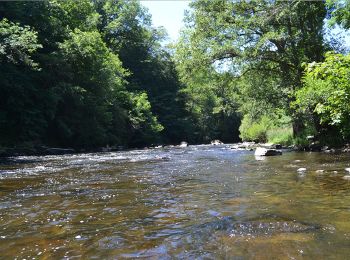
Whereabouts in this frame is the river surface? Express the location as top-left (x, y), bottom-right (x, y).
top-left (1, 145), bottom-right (350, 259)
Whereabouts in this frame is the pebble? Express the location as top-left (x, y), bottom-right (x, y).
top-left (343, 175), bottom-right (350, 180)
top-left (315, 170), bottom-right (324, 174)
top-left (297, 168), bottom-right (307, 172)
top-left (75, 235), bottom-right (81, 239)
top-left (345, 168), bottom-right (350, 173)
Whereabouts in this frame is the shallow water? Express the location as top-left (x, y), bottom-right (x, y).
top-left (1, 145), bottom-right (350, 259)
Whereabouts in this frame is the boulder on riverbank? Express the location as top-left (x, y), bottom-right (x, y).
top-left (230, 142), bottom-right (286, 151)
top-left (211, 140), bottom-right (223, 145)
top-left (254, 147), bottom-right (282, 156)
top-left (231, 142), bottom-right (286, 151)
top-left (230, 142), bottom-right (256, 150)
top-left (179, 141), bottom-right (188, 148)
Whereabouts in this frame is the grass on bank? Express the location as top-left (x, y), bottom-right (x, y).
top-left (239, 115), bottom-right (294, 145)
top-left (266, 127), bottom-right (293, 146)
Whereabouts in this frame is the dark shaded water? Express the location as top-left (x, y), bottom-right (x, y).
top-left (1, 145), bottom-right (350, 259)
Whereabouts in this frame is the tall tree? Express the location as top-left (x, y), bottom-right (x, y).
top-left (176, 0), bottom-right (326, 137)
top-left (0, 19), bottom-right (44, 145)
top-left (0, 0), bottom-right (169, 148)
top-left (96, 0), bottom-right (191, 143)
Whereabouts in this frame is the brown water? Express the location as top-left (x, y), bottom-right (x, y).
top-left (1, 145), bottom-right (350, 259)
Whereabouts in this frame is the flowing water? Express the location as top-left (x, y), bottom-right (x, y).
top-left (1, 145), bottom-right (350, 259)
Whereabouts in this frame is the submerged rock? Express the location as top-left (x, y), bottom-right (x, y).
top-left (194, 215), bottom-right (321, 238)
top-left (254, 147), bottom-right (282, 156)
top-left (297, 168), bottom-right (307, 173)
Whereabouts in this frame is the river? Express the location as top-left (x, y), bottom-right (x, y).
top-left (1, 145), bottom-right (350, 259)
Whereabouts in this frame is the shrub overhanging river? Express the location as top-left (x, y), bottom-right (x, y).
top-left (1, 145), bottom-right (350, 258)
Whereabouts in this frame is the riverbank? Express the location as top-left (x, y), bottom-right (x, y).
top-left (2, 140), bottom-right (350, 158)
top-left (0, 146), bottom-right (114, 157)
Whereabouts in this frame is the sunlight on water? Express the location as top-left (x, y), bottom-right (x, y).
top-left (1, 145), bottom-right (350, 258)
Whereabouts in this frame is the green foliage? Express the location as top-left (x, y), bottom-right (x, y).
top-left (0, 18), bottom-right (42, 67)
top-left (0, 0), bottom-right (189, 149)
top-left (327, 0), bottom-right (350, 29)
top-left (175, 41), bottom-right (241, 142)
top-left (128, 92), bottom-right (164, 146)
top-left (295, 52), bottom-right (350, 141)
top-left (293, 136), bottom-right (310, 148)
top-left (240, 112), bottom-right (293, 145)
top-left (53, 29), bottom-right (129, 147)
top-left (0, 18), bottom-right (50, 145)
top-left (175, 0), bottom-right (326, 139)
top-left (99, 0), bottom-right (191, 143)
top-left (239, 115), bottom-right (273, 143)
top-left (267, 127), bottom-right (293, 146)
top-left (1, 0), bottom-right (348, 150)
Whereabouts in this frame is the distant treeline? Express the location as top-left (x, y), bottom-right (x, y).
top-left (1, 0), bottom-right (350, 150)
top-left (174, 0), bottom-right (350, 147)
top-left (0, 0), bottom-right (228, 149)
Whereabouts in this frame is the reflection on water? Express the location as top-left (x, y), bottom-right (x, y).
top-left (1, 145), bottom-right (350, 258)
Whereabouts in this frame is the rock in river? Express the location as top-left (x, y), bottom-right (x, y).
top-left (254, 147), bottom-right (282, 156)
top-left (179, 141), bottom-right (188, 148)
top-left (211, 140), bottom-right (223, 145)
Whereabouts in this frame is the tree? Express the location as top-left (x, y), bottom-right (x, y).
top-left (295, 52), bottom-right (350, 142)
top-left (52, 29), bottom-right (129, 147)
top-left (0, 19), bottom-right (46, 145)
top-left (128, 92), bottom-right (164, 146)
top-left (327, 0), bottom-right (350, 29)
top-left (96, 0), bottom-right (191, 143)
top-left (176, 0), bottom-right (326, 137)
top-left (0, 0), bottom-right (184, 149)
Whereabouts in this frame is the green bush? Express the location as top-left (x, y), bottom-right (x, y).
top-left (267, 127), bottom-right (293, 145)
top-left (295, 52), bottom-right (350, 142)
top-left (291, 125), bottom-right (317, 149)
top-left (293, 136), bottom-right (309, 148)
top-left (239, 115), bottom-right (273, 142)
top-left (240, 112), bottom-right (295, 145)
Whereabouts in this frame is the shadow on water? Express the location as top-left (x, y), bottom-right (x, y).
top-left (0, 157), bottom-right (42, 165)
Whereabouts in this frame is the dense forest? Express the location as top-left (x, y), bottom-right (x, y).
top-left (0, 0), bottom-right (350, 152)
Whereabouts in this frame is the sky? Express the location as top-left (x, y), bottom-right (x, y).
top-left (140, 1), bottom-right (350, 50)
top-left (140, 1), bottom-right (190, 42)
